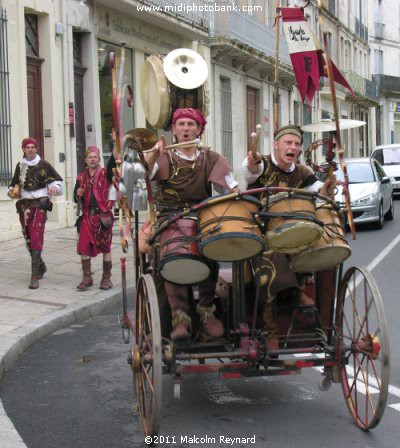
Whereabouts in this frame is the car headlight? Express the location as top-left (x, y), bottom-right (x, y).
top-left (351, 195), bottom-right (374, 206)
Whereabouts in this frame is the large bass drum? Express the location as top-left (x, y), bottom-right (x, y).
top-left (140, 50), bottom-right (209, 130)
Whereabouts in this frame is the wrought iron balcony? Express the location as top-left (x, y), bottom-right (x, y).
top-left (342, 69), bottom-right (365, 96)
top-left (208, 9), bottom-right (290, 65)
top-left (374, 74), bottom-right (400, 98)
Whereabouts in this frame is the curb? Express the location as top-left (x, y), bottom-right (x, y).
top-left (0, 287), bottom-right (134, 447)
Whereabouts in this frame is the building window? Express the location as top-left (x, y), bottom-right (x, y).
top-left (73, 33), bottom-right (82, 66)
top-left (246, 86), bottom-right (259, 151)
top-left (220, 77), bottom-right (233, 165)
top-left (25, 14), bottom-right (39, 57)
top-left (0, 8), bottom-right (12, 185)
top-left (97, 41), bottom-right (134, 157)
top-left (374, 49), bottom-right (383, 74)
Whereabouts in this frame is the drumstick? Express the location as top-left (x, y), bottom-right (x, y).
top-left (250, 124), bottom-right (262, 157)
top-left (142, 138), bottom-right (202, 153)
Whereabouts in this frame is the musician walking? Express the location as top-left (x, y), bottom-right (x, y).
top-left (74, 145), bottom-right (118, 291)
top-left (242, 125), bottom-right (334, 353)
top-left (8, 138), bottom-right (63, 289)
top-left (145, 108), bottom-right (238, 341)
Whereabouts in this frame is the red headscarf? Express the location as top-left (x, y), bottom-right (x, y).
top-left (172, 108), bottom-right (207, 136)
top-left (21, 138), bottom-right (38, 148)
top-left (86, 145), bottom-right (101, 156)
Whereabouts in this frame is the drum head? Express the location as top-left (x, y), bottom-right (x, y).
top-left (140, 55), bottom-right (170, 128)
top-left (265, 221), bottom-right (323, 254)
top-left (290, 246), bottom-right (351, 273)
top-left (159, 255), bottom-right (210, 285)
top-left (200, 233), bottom-right (265, 262)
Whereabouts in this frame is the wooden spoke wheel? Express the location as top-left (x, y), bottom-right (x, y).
top-left (133, 274), bottom-right (162, 437)
top-left (336, 266), bottom-right (390, 430)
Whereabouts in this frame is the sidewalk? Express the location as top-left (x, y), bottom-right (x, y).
top-left (0, 225), bottom-right (135, 447)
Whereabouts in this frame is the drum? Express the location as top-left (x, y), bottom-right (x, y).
top-left (158, 217), bottom-right (211, 285)
top-left (198, 195), bottom-right (265, 262)
top-left (289, 203), bottom-right (351, 273)
top-left (264, 192), bottom-right (323, 254)
top-left (140, 54), bottom-right (209, 129)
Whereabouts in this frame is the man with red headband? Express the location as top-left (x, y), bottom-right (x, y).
top-left (74, 144), bottom-right (118, 290)
top-left (242, 125), bottom-right (335, 354)
top-left (8, 138), bottom-right (63, 289)
top-left (145, 107), bottom-right (238, 342)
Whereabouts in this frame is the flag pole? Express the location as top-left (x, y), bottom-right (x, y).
top-left (317, 1), bottom-right (356, 240)
top-left (273, 0), bottom-right (281, 132)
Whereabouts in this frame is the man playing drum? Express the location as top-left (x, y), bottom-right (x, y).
top-left (242, 125), bottom-right (335, 353)
top-left (145, 108), bottom-right (238, 342)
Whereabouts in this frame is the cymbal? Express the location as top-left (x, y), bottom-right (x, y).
top-left (163, 48), bottom-right (208, 89)
top-left (124, 128), bottom-right (158, 151)
top-left (301, 119), bottom-right (366, 133)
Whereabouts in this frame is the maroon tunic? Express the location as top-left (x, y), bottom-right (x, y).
top-left (76, 167), bottom-right (114, 257)
top-left (10, 159), bottom-right (63, 251)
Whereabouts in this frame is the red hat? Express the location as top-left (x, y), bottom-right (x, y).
top-left (86, 145), bottom-right (100, 156)
top-left (172, 108), bottom-right (207, 136)
top-left (21, 138), bottom-right (38, 148)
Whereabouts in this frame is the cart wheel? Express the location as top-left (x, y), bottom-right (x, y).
top-left (336, 266), bottom-right (390, 430)
top-left (133, 274), bottom-right (162, 437)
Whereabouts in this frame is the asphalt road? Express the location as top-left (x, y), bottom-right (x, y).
top-left (1, 205), bottom-right (400, 448)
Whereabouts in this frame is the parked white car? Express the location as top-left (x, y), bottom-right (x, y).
top-left (371, 144), bottom-right (400, 196)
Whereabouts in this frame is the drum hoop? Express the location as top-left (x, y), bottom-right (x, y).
top-left (260, 210), bottom-right (321, 224)
top-left (199, 215), bottom-right (259, 229)
top-left (200, 232), bottom-right (265, 245)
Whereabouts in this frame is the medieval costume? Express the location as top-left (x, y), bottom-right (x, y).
top-left (149, 108), bottom-right (238, 341)
top-left (9, 137), bottom-right (63, 289)
top-left (74, 146), bottom-right (116, 290)
top-left (242, 125), bottom-right (324, 352)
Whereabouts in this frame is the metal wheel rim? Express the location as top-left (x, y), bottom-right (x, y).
top-left (336, 265), bottom-right (390, 430)
top-left (134, 274), bottom-right (162, 437)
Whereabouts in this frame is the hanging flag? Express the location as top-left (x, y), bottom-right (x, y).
top-left (281, 7), bottom-right (353, 103)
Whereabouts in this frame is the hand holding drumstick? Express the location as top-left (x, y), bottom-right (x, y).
top-left (247, 124), bottom-right (263, 174)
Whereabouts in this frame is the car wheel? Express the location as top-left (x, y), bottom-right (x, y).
top-left (384, 196), bottom-right (394, 221)
top-left (373, 202), bottom-right (384, 229)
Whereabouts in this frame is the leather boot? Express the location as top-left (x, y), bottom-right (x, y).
top-left (29, 250), bottom-right (41, 289)
top-left (263, 301), bottom-right (279, 355)
top-left (196, 303), bottom-right (224, 341)
top-left (171, 309), bottom-right (192, 341)
top-left (37, 255), bottom-right (47, 279)
top-left (99, 261), bottom-right (113, 290)
top-left (77, 259), bottom-right (93, 290)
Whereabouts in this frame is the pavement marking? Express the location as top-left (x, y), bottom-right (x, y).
top-left (389, 403), bottom-right (400, 411)
top-left (366, 232), bottom-right (400, 272)
top-left (0, 295), bottom-right (67, 307)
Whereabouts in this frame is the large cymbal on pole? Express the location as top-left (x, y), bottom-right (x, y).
top-left (163, 48), bottom-right (208, 89)
top-left (301, 119), bottom-right (366, 133)
top-left (124, 128), bottom-right (158, 151)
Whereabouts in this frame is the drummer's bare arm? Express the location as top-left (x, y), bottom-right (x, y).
top-left (247, 151), bottom-right (263, 174)
top-left (144, 136), bottom-right (166, 172)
